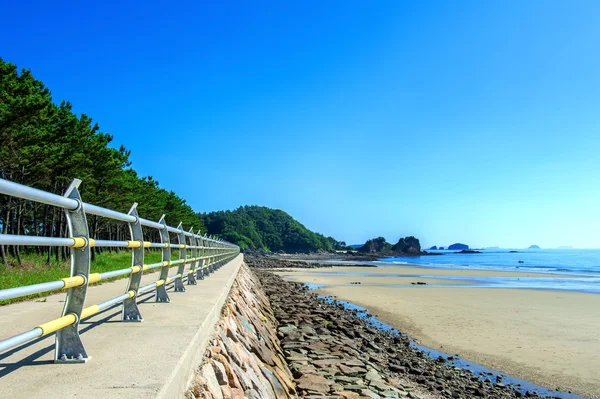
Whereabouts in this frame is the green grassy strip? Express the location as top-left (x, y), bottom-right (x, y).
top-left (0, 250), bottom-right (181, 305)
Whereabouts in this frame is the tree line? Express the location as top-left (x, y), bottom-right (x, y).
top-left (200, 205), bottom-right (347, 253)
top-left (0, 58), bottom-right (205, 265)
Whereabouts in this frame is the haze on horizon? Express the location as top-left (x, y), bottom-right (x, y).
top-left (2, 1), bottom-right (599, 250)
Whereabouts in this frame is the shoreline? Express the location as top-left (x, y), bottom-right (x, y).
top-left (296, 258), bottom-right (599, 279)
top-left (275, 265), bottom-right (600, 398)
top-left (255, 268), bottom-right (563, 399)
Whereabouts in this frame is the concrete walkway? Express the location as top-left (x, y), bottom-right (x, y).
top-left (0, 254), bottom-right (243, 398)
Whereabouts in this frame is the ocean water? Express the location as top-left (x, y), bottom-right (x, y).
top-left (328, 249), bottom-right (600, 293)
top-left (381, 249), bottom-right (600, 276)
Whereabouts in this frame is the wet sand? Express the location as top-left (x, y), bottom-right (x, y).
top-left (276, 266), bottom-right (600, 398)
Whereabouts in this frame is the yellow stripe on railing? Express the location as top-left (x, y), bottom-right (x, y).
top-left (126, 241), bottom-right (142, 248)
top-left (89, 238), bottom-right (96, 247)
top-left (127, 290), bottom-right (136, 298)
top-left (37, 314), bottom-right (77, 336)
top-left (142, 264), bottom-right (149, 271)
top-left (70, 237), bottom-right (87, 248)
top-left (61, 276), bottom-right (85, 289)
top-left (162, 261), bottom-right (169, 267)
top-left (88, 273), bottom-right (101, 284)
top-left (131, 265), bottom-right (142, 274)
top-left (156, 279), bottom-right (165, 287)
top-left (143, 241), bottom-right (151, 248)
top-left (81, 305), bottom-right (100, 319)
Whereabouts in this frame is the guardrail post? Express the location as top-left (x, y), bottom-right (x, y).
top-left (187, 227), bottom-right (197, 285)
top-left (196, 231), bottom-right (205, 280)
top-left (156, 215), bottom-right (171, 303)
top-left (174, 223), bottom-right (186, 292)
top-left (122, 204), bottom-right (143, 322)
top-left (206, 236), bottom-right (213, 274)
top-left (56, 179), bottom-right (90, 363)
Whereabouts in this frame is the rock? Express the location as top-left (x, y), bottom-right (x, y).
top-left (201, 363), bottom-right (224, 399)
top-left (340, 392), bottom-right (361, 399)
top-left (392, 237), bottom-right (421, 254)
top-left (358, 237), bottom-right (391, 253)
top-left (211, 360), bottom-right (229, 385)
top-left (448, 243), bottom-right (469, 250)
top-left (296, 374), bottom-right (334, 393)
top-left (361, 388), bottom-right (382, 398)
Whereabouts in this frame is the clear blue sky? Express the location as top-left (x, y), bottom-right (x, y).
top-left (2, 1), bottom-right (599, 248)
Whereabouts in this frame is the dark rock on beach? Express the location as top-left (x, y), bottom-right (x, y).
top-left (357, 237), bottom-right (391, 253)
top-left (244, 255), bottom-right (331, 269)
top-left (392, 236), bottom-right (422, 254)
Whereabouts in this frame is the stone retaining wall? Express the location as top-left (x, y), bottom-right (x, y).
top-left (186, 264), bottom-right (296, 399)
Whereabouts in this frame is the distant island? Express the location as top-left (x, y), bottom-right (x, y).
top-left (428, 246), bottom-right (438, 250)
top-left (448, 243), bottom-right (469, 250)
top-left (528, 245), bottom-right (541, 249)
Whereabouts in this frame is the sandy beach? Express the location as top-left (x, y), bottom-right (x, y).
top-left (276, 266), bottom-right (600, 398)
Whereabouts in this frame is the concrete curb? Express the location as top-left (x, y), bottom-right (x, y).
top-left (158, 254), bottom-right (243, 399)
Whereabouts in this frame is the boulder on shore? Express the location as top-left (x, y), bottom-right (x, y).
top-left (392, 236), bottom-right (422, 254)
top-left (357, 237), bottom-right (391, 253)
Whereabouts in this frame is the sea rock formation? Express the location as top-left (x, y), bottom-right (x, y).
top-left (528, 245), bottom-right (540, 249)
top-left (392, 236), bottom-right (421, 254)
top-left (428, 246), bottom-right (438, 250)
top-left (448, 243), bottom-right (469, 250)
top-left (357, 237), bottom-right (390, 253)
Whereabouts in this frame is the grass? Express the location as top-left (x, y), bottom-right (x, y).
top-left (0, 250), bottom-right (180, 305)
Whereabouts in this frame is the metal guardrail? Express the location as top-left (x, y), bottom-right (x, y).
top-left (0, 177), bottom-right (239, 363)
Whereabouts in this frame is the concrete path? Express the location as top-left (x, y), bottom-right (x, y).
top-left (0, 254), bottom-right (243, 398)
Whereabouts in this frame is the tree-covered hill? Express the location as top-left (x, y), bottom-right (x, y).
top-left (199, 206), bottom-right (345, 253)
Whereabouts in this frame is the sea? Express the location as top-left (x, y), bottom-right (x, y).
top-left (333, 249), bottom-right (600, 294)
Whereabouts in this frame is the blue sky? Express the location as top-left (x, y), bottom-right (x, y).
top-left (2, 1), bottom-right (599, 248)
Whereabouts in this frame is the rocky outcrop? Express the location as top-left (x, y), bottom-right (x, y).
top-left (528, 245), bottom-right (540, 249)
top-left (357, 237), bottom-right (390, 253)
top-left (187, 265), bottom-right (296, 399)
top-left (392, 236), bottom-right (421, 254)
top-left (428, 246), bottom-right (438, 250)
top-left (244, 256), bottom-right (328, 269)
top-left (448, 243), bottom-right (469, 250)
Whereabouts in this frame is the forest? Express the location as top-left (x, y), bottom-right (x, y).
top-left (0, 58), bottom-right (205, 265)
top-left (200, 206), bottom-right (346, 253)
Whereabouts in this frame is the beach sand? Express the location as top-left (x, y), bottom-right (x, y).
top-left (276, 266), bottom-right (600, 398)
